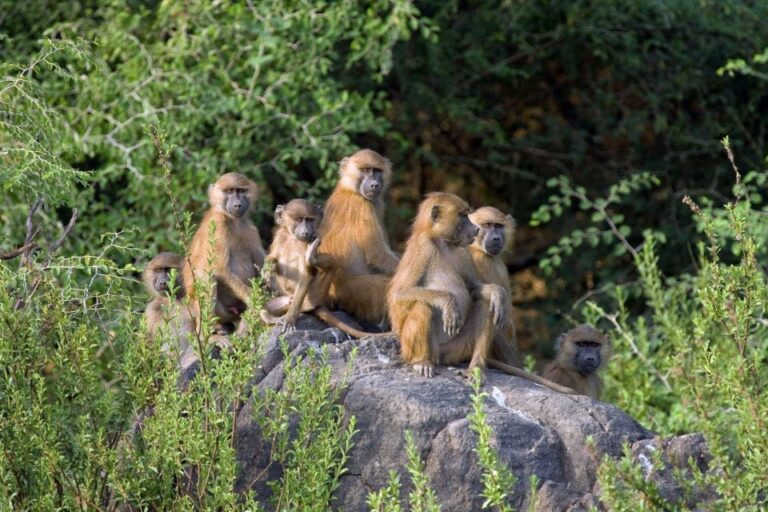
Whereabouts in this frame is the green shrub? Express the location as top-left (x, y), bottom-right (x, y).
top-left (583, 144), bottom-right (768, 509)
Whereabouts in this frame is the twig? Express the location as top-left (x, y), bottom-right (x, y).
top-left (49, 209), bottom-right (79, 252)
top-left (604, 313), bottom-right (671, 391)
top-left (20, 198), bottom-right (43, 265)
top-left (0, 242), bottom-right (38, 260)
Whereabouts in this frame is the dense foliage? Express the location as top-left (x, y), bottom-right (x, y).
top-left (1, 0), bottom-right (767, 509)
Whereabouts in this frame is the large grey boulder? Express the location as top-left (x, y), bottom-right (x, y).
top-left (179, 316), bottom-right (709, 511)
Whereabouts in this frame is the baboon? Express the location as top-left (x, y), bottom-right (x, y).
top-left (468, 206), bottom-right (521, 367)
top-left (183, 173), bottom-right (265, 334)
top-left (143, 252), bottom-right (194, 354)
top-left (262, 199), bottom-right (381, 338)
top-left (388, 193), bottom-right (575, 394)
top-left (543, 324), bottom-right (609, 399)
top-left (318, 149), bottom-right (399, 325)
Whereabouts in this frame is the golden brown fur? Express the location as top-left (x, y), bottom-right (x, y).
top-left (143, 252), bottom-right (194, 354)
top-left (183, 173), bottom-right (265, 334)
top-left (468, 207), bottom-right (521, 367)
top-left (543, 325), bottom-right (610, 399)
top-left (388, 193), bottom-right (506, 377)
top-left (262, 199), bottom-right (380, 338)
top-left (319, 149), bottom-right (399, 324)
top-left (388, 194), bottom-right (575, 393)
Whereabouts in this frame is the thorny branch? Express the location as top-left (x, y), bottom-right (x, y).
top-left (1, 199), bottom-right (78, 264)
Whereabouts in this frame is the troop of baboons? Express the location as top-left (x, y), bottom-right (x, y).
top-left (144, 149), bottom-right (609, 399)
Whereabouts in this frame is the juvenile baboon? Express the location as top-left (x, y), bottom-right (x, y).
top-left (468, 207), bottom-right (521, 367)
top-left (183, 173), bottom-right (265, 334)
top-left (543, 324), bottom-right (609, 399)
top-left (318, 149), bottom-right (399, 324)
top-left (143, 252), bottom-right (194, 354)
top-left (262, 199), bottom-right (380, 338)
top-left (387, 193), bottom-right (574, 393)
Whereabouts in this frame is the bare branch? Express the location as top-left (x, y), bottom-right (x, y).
top-left (0, 242), bottom-right (38, 260)
top-left (48, 209), bottom-right (79, 252)
top-left (21, 199), bottom-right (43, 265)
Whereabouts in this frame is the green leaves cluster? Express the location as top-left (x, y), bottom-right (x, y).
top-left (468, 369), bottom-right (517, 512)
top-left (530, 172), bottom-right (660, 273)
top-left (585, 169), bottom-right (768, 507)
top-left (366, 430), bottom-right (441, 512)
top-left (1, 0), bottom-right (429, 260)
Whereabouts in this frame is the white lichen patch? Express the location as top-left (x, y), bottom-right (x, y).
top-left (491, 386), bottom-right (538, 424)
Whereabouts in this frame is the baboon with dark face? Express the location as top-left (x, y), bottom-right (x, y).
top-left (544, 324), bottom-right (610, 399)
top-left (318, 149), bottom-right (400, 325)
top-left (183, 172), bottom-right (265, 334)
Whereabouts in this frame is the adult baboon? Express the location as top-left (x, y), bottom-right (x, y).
top-left (468, 206), bottom-right (521, 367)
top-left (318, 149), bottom-right (399, 324)
top-left (183, 173), bottom-right (265, 334)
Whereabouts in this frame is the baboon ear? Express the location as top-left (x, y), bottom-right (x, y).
top-left (505, 214), bottom-right (516, 226)
top-left (274, 204), bottom-right (286, 224)
top-left (431, 205), bottom-right (441, 222)
top-left (314, 203), bottom-right (324, 218)
top-left (555, 333), bottom-right (565, 352)
top-left (339, 157), bottom-right (350, 174)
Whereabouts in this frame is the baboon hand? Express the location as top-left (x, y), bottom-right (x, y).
top-left (441, 295), bottom-right (463, 337)
top-left (305, 237), bottom-right (321, 267)
top-left (413, 362), bottom-right (435, 378)
top-left (278, 315), bottom-right (298, 334)
top-left (488, 286), bottom-right (504, 327)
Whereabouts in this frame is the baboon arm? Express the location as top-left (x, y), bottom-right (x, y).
top-left (249, 232), bottom-right (266, 269)
top-left (215, 242), bottom-right (253, 303)
top-left (473, 283), bottom-right (506, 326)
top-left (368, 245), bottom-right (400, 274)
top-left (310, 252), bottom-right (335, 271)
top-left (390, 287), bottom-right (452, 308)
top-left (221, 271), bottom-right (253, 303)
top-left (284, 269), bottom-right (312, 325)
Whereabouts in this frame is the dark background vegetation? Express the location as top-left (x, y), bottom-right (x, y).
top-left (3, 1), bottom-right (767, 350)
top-left (4, 1), bottom-right (767, 354)
top-left (2, 1), bottom-right (767, 509)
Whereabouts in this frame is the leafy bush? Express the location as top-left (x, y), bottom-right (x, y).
top-left (579, 144), bottom-right (768, 509)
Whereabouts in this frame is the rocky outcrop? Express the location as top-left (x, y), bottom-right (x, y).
top-left (177, 316), bottom-right (710, 511)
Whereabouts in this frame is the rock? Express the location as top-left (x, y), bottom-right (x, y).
top-left (626, 433), bottom-right (714, 509)
top-left (223, 315), bottom-right (691, 511)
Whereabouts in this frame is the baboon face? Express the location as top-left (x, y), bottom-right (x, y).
top-left (223, 187), bottom-right (250, 218)
top-left (152, 267), bottom-right (175, 294)
top-left (340, 149), bottom-right (392, 201)
top-left (557, 324), bottom-right (609, 377)
top-left (210, 173), bottom-right (256, 219)
top-left (144, 252), bottom-right (184, 297)
top-left (480, 223), bottom-right (506, 256)
top-left (573, 341), bottom-right (602, 376)
top-left (358, 167), bottom-right (385, 200)
top-left (276, 200), bottom-right (322, 243)
top-left (469, 207), bottom-right (515, 257)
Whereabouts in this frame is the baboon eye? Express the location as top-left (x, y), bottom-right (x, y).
top-left (576, 341), bottom-right (600, 348)
top-left (494, 223), bottom-right (504, 229)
